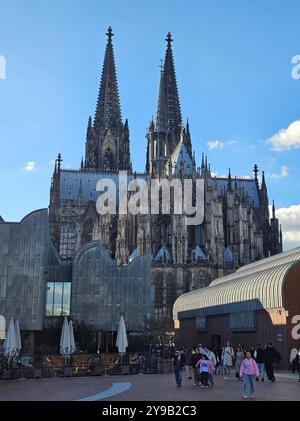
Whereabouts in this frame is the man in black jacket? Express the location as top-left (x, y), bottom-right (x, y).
top-left (191, 348), bottom-right (201, 386)
top-left (254, 344), bottom-right (266, 382)
top-left (265, 343), bottom-right (276, 382)
top-left (173, 349), bottom-right (186, 387)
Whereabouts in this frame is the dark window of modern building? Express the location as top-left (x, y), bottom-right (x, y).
top-left (230, 311), bottom-right (255, 331)
top-left (46, 282), bottom-right (71, 317)
top-left (196, 316), bottom-right (206, 331)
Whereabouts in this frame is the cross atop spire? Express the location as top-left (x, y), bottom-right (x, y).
top-left (253, 163), bottom-right (259, 179)
top-left (166, 32), bottom-right (173, 46)
top-left (106, 26), bottom-right (114, 42)
top-left (57, 153), bottom-right (63, 171)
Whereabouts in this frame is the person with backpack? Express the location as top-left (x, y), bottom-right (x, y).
top-left (172, 349), bottom-right (186, 387)
top-left (221, 341), bottom-right (235, 381)
top-left (239, 351), bottom-right (260, 400)
top-left (196, 354), bottom-right (214, 388)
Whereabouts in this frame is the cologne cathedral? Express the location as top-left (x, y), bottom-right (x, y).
top-left (49, 27), bottom-right (282, 318)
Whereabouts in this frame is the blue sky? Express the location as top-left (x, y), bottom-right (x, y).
top-left (0, 0), bottom-right (300, 248)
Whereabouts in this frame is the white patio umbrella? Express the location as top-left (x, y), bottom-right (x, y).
top-left (14, 320), bottom-right (21, 354)
top-left (69, 320), bottom-right (75, 354)
top-left (4, 318), bottom-right (17, 357)
top-left (60, 317), bottom-right (71, 357)
top-left (116, 315), bottom-right (128, 354)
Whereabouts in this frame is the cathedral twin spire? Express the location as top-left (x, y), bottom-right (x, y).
top-left (84, 27), bottom-right (188, 173)
top-left (94, 26), bottom-right (122, 131)
top-left (155, 33), bottom-right (182, 133)
top-left (84, 27), bottom-right (131, 172)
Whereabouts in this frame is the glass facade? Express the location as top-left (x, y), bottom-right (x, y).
top-left (46, 282), bottom-right (71, 317)
top-left (59, 224), bottom-right (76, 259)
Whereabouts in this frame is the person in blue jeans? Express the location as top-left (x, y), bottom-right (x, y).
top-left (173, 349), bottom-right (186, 387)
top-left (239, 351), bottom-right (260, 399)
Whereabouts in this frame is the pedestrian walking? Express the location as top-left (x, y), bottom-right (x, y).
top-left (196, 354), bottom-right (214, 388)
top-left (222, 341), bottom-right (235, 381)
top-left (239, 351), bottom-right (259, 400)
top-left (173, 349), bottom-right (186, 387)
top-left (264, 343), bottom-right (276, 382)
top-left (198, 343), bottom-right (206, 356)
top-left (205, 347), bottom-right (216, 385)
top-left (290, 348), bottom-right (300, 373)
top-left (185, 347), bottom-right (193, 379)
top-left (254, 344), bottom-right (266, 382)
top-left (235, 347), bottom-right (244, 380)
top-left (215, 346), bottom-right (223, 375)
top-left (191, 347), bottom-right (201, 386)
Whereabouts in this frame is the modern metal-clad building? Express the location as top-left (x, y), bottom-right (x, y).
top-left (173, 248), bottom-right (300, 365)
top-left (0, 209), bottom-right (154, 354)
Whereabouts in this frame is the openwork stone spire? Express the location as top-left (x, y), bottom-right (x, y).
top-left (155, 61), bottom-right (168, 131)
top-left (163, 32), bottom-right (182, 133)
top-left (94, 26), bottom-right (122, 131)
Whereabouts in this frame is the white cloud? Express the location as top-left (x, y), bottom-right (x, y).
top-left (266, 119), bottom-right (300, 151)
top-left (207, 139), bottom-right (237, 151)
top-left (207, 140), bottom-right (224, 150)
top-left (23, 161), bottom-right (36, 172)
top-left (211, 171), bottom-right (227, 177)
top-left (48, 159), bottom-right (56, 165)
top-left (269, 166), bottom-right (289, 180)
top-left (273, 204), bottom-right (300, 250)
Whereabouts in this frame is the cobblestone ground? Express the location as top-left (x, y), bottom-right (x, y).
top-left (0, 372), bottom-right (299, 401)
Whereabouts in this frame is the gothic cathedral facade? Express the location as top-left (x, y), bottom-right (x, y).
top-left (49, 28), bottom-right (282, 319)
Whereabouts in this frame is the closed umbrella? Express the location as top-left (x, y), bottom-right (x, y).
top-left (60, 317), bottom-right (71, 357)
top-left (14, 320), bottom-right (21, 355)
top-left (4, 318), bottom-right (17, 357)
top-left (69, 320), bottom-right (75, 354)
top-left (116, 315), bottom-right (128, 354)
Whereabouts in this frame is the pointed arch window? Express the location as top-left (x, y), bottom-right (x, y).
top-left (82, 218), bottom-right (94, 244)
top-left (103, 147), bottom-right (113, 171)
top-left (183, 271), bottom-right (192, 293)
top-left (154, 272), bottom-right (163, 311)
top-left (166, 273), bottom-right (176, 316)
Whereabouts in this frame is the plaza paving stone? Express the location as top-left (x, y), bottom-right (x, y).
top-left (0, 372), bottom-right (299, 401)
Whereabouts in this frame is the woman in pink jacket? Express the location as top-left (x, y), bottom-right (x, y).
top-left (239, 351), bottom-right (260, 399)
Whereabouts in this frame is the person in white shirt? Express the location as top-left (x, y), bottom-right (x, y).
top-left (205, 347), bottom-right (216, 385)
top-left (221, 341), bottom-right (235, 381)
top-left (290, 348), bottom-right (300, 374)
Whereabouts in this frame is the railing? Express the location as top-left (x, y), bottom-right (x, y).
top-left (0, 358), bottom-right (173, 380)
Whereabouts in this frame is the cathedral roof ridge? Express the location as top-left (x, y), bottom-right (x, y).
top-left (212, 174), bottom-right (254, 181)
